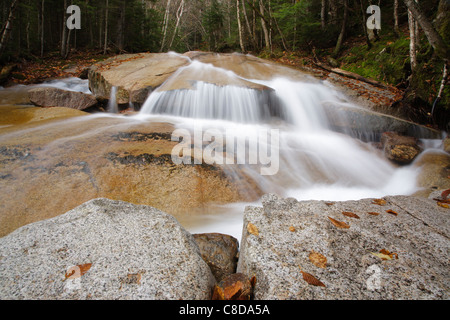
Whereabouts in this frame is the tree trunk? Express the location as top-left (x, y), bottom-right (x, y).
top-left (402, 0), bottom-right (449, 62)
top-left (0, 0), bottom-right (19, 55)
top-left (333, 0), bottom-right (348, 57)
top-left (40, 0), bottom-right (45, 57)
top-left (242, 0), bottom-right (257, 50)
top-left (408, 6), bottom-right (417, 72)
top-left (103, 0), bottom-right (109, 55)
top-left (321, 0), bottom-right (326, 29)
top-left (168, 0), bottom-right (184, 50)
top-left (160, 0), bottom-right (172, 52)
top-left (394, 0), bottom-right (400, 37)
top-left (61, 0), bottom-right (68, 57)
top-left (237, 0), bottom-right (246, 53)
top-left (359, 0), bottom-right (371, 49)
top-left (259, 0), bottom-right (270, 50)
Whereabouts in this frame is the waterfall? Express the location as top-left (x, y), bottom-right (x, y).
top-left (107, 86), bottom-right (119, 114)
top-left (139, 59), bottom-right (421, 203)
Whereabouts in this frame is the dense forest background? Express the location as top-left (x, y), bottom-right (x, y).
top-left (0, 0), bottom-right (449, 128)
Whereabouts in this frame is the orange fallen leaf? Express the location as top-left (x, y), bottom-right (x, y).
top-left (342, 211), bottom-right (360, 219)
top-left (386, 209), bottom-right (398, 216)
top-left (65, 263), bottom-right (92, 279)
top-left (289, 226), bottom-right (296, 232)
top-left (367, 212), bottom-right (380, 216)
top-left (247, 223), bottom-right (259, 236)
top-left (372, 249), bottom-right (399, 260)
top-left (437, 202), bottom-right (449, 209)
top-left (309, 251), bottom-right (327, 269)
top-left (300, 270), bottom-right (326, 287)
top-left (328, 217), bottom-right (350, 229)
top-left (372, 199), bottom-right (387, 206)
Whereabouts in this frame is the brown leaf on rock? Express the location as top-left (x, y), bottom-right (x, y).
top-left (289, 226), bottom-right (296, 232)
top-left (309, 251), bottom-right (327, 269)
top-left (437, 202), bottom-right (449, 209)
top-left (372, 199), bottom-right (387, 206)
top-left (367, 211), bottom-right (380, 216)
top-left (372, 249), bottom-right (399, 260)
top-left (386, 209), bottom-right (398, 216)
top-left (65, 263), bottom-right (92, 279)
top-left (328, 217), bottom-right (350, 229)
top-left (247, 223), bottom-right (259, 236)
top-left (300, 270), bottom-right (326, 287)
top-left (342, 211), bottom-right (360, 219)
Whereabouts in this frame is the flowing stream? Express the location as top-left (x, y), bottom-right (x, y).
top-left (0, 59), bottom-right (432, 241)
top-left (136, 58), bottom-right (423, 239)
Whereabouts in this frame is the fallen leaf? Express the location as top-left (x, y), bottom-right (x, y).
top-left (367, 211), bottom-right (380, 216)
top-left (371, 252), bottom-right (392, 260)
top-left (437, 202), bottom-right (449, 209)
top-left (224, 281), bottom-right (244, 300)
top-left (325, 202), bottom-right (335, 206)
top-left (247, 223), bottom-right (259, 236)
top-left (372, 199), bottom-right (387, 206)
top-left (328, 217), bottom-right (350, 229)
top-left (289, 226), bottom-right (296, 232)
top-left (65, 263), bottom-right (92, 279)
top-left (372, 249), bottom-right (398, 260)
top-left (342, 211), bottom-right (360, 219)
top-left (386, 209), bottom-right (398, 216)
top-left (212, 285), bottom-right (225, 300)
top-left (250, 276), bottom-right (257, 287)
top-left (309, 251), bottom-right (327, 269)
top-left (300, 270), bottom-right (326, 287)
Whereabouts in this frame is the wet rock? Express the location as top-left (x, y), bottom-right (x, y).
top-left (381, 132), bottom-right (422, 164)
top-left (0, 198), bottom-right (215, 300)
top-left (444, 135), bottom-right (450, 153)
top-left (0, 119), bottom-right (261, 237)
top-left (237, 194), bottom-right (449, 300)
top-left (193, 233), bottom-right (239, 283)
top-left (212, 273), bottom-right (255, 300)
top-left (28, 87), bottom-right (98, 110)
top-left (323, 104), bottom-right (440, 140)
top-left (413, 150), bottom-right (450, 197)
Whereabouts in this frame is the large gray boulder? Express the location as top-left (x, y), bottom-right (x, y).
top-left (237, 194), bottom-right (449, 300)
top-left (0, 198), bottom-right (215, 300)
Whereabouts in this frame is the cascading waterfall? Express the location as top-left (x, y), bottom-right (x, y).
top-left (138, 59), bottom-right (422, 238)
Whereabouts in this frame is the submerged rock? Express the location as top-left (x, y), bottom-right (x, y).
top-left (237, 194), bottom-right (449, 300)
top-left (0, 198), bottom-right (215, 300)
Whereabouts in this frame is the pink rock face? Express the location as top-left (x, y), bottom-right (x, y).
top-left (28, 87), bottom-right (98, 110)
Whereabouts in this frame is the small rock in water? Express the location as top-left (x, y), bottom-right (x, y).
top-left (381, 131), bottom-right (422, 164)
